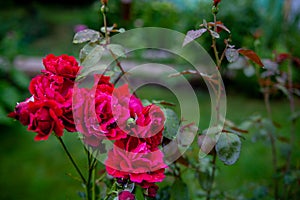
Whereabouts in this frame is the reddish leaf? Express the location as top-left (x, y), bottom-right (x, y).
top-left (207, 21), bottom-right (230, 33)
top-left (238, 49), bottom-right (264, 67)
top-left (183, 29), bottom-right (207, 46)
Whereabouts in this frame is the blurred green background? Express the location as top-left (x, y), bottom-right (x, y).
top-left (1, 0), bottom-right (300, 199)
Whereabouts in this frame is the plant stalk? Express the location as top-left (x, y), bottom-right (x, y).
top-left (206, 153), bottom-right (217, 200)
top-left (57, 137), bottom-right (87, 185)
top-left (212, 13), bottom-right (221, 67)
top-left (285, 60), bottom-right (295, 172)
top-left (263, 86), bottom-right (279, 200)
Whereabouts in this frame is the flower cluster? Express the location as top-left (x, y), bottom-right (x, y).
top-left (9, 54), bottom-right (166, 198)
top-left (9, 54), bottom-right (80, 140)
top-left (73, 76), bottom-right (167, 198)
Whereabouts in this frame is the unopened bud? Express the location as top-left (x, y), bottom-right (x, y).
top-left (212, 5), bottom-right (219, 14)
top-left (101, 5), bottom-right (109, 13)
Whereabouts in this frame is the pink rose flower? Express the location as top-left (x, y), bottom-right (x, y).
top-left (105, 136), bottom-right (166, 183)
top-left (73, 75), bottom-right (128, 145)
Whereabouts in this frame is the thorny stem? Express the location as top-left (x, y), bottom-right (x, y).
top-left (57, 137), bottom-right (87, 185)
top-left (263, 83), bottom-right (279, 200)
top-left (206, 153), bottom-right (217, 200)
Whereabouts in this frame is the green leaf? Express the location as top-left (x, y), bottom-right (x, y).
top-left (73, 29), bottom-right (101, 44)
top-left (152, 100), bottom-right (175, 106)
top-left (163, 108), bottom-right (180, 140)
top-left (75, 65), bottom-right (110, 88)
top-left (170, 179), bottom-right (189, 200)
top-left (79, 43), bottom-right (95, 63)
top-left (216, 132), bottom-right (241, 165)
top-left (261, 118), bottom-right (276, 135)
top-left (81, 45), bottom-right (105, 68)
top-left (156, 186), bottom-right (171, 200)
top-left (135, 186), bottom-right (144, 199)
top-left (107, 44), bottom-right (127, 58)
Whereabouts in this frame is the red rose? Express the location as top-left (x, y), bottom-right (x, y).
top-left (118, 190), bottom-right (135, 200)
top-left (61, 106), bottom-right (76, 132)
top-left (8, 97), bottom-right (34, 126)
top-left (42, 54), bottom-right (80, 79)
top-left (27, 100), bottom-right (64, 141)
top-left (105, 136), bottom-right (166, 183)
top-left (29, 74), bottom-right (72, 103)
top-left (139, 182), bottom-right (159, 198)
top-left (29, 74), bottom-right (75, 132)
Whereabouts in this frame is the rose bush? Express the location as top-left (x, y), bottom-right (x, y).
top-left (9, 53), bottom-right (167, 198)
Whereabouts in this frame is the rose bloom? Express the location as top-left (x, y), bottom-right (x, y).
top-left (118, 190), bottom-right (135, 200)
top-left (8, 97), bottom-right (33, 126)
top-left (29, 74), bottom-right (75, 132)
top-left (73, 75), bottom-right (128, 144)
top-left (29, 54), bottom-right (82, 132)
top-left (139, 182), bottom-right (159, 198)
top-left (9, 99), bottom-right (64, 141)
top-left (111, 85), bottom-right (165, 143)
top-left (105, 136), bottom-right (167, 184)
top-left (42, 54), bottom-right (80, 79)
